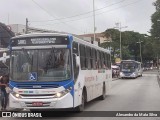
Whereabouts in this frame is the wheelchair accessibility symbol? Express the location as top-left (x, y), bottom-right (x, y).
top-left (29, 72), bottom-right (37, 81)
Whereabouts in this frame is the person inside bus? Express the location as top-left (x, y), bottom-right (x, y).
top-left (57, 52), bottom-right (65, 68)
top-left (22, 62), bottom-right (31, 72)
top-left (0, 74), bottom-right (9, 111)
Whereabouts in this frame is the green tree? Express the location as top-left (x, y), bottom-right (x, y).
top-left (150, 0), bottom-right (160, 67)
top-left (100, 29), bottom-right (120, 63)
top-left (100, 29), bottom-right (155, 64)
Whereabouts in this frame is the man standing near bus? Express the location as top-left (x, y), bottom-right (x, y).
top-left (0, 75), bottom-right (9, 110)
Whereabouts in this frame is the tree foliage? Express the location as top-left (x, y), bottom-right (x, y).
top-left (100, 29), bottom-right (154, 64)
top-left (151, 0), bottom-right (160, 57)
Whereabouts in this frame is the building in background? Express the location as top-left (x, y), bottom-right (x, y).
top-left (0, 22), bottom-right (14, 75)
top-left (0, 22), bottom-right (15, 48)
top-left (78, 33), bottom-right (111, 45)
top-left (8, 24), bottom-right (58, 35)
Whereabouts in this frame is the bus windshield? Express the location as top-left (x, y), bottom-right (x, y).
top-left (10, 48), bottom-right (71, 82)
top-left (121, 63), bottom-right (136, 72)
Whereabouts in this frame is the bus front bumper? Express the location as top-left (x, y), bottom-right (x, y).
top-left (9, 93), bottom-right (73, 109)
top-left (120, 72), bottom-right (136, 78)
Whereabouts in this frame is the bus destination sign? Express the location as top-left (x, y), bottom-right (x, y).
top-left (11, 36), bottom-right (69, 46)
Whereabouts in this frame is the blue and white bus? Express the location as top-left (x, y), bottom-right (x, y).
top-left (120, 60), bottom-right (143, 79)
top-left (8, 33), bottom-right (112, 111)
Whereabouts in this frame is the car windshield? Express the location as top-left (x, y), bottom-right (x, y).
top-left (10, 48), bottom-right (71, 82)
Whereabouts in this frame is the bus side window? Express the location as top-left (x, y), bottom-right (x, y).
top-left (105, 53), bottom-right (108, 70)
top-left (80, 44), bottom-right (86, 70)
top-left (89, 47), bottom-right (92, 69)
top-left (100, 51), bottom-right (103, 69)
top-left (72, 42), bottom-right (79, 80)
top-left (72, 42), bottom-right (79, 56)
top-left (102, 52), bottom-right (106, 69)
top-left (92, 48), bottom-right (96, 69)
top-left (96, 50), bottom-right (99, 69)
top-left (86, 46), bottom-right (91, 70)
top-left (98, 51), bottom-right (102, 69)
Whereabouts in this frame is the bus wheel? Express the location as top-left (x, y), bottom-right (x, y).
top-left (76, 90), bottom-right (85, 112)
top-left (99, 83), bottom-right (106, 100)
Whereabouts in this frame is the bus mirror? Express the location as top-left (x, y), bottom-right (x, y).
top-left (76, 56), bottom-right (80, 67)
top-left (73, 54), bottom-right (80, 67)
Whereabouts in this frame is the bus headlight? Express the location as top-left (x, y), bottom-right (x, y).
top-left (55, 87), bottom-right (72, 98)
top-left (12, 92), bottom-right (22, 99)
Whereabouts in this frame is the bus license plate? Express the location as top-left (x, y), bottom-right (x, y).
top-left (32, 102), bottom-right (43, 106)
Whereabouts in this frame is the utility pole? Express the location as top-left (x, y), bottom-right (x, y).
top-left (115, 22), bottom-right (127, 60)
top-left (93, 0), bottom-right (96, 43)
top-left (119, 23), bottom-right (122, 60)
top-left (139, 39), bottom-right (142, 63)
top-left (157, 54), bottom-right (159, 71)
top-left (26, 18), bottom-right (29, 34)
top-left (136, 39), bottom-right (143, 63)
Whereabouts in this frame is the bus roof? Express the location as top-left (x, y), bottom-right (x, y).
top-left (11, 33), bottom-right (110, 54)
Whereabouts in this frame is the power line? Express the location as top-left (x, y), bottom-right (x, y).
top-left (31, 0), bottom-right (84, 33)
top-left (32, 0), bottom-right (143, 27)
top-left (30, 0), bottom-right (126, 23)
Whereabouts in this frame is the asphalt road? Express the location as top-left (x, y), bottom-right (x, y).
top-left (1, 70), bottom-right (160, 120)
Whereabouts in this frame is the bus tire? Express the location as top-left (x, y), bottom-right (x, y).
top-left (76, 90), bottom-right (86, 112)
top-left (99, 83), bottom-right (106, 100)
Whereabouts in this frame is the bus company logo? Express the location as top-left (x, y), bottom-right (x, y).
top-left (2, 112), bottom-right (11, 117)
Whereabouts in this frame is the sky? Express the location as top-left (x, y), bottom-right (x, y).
top-left (0, 0), bottom-right (156, 35)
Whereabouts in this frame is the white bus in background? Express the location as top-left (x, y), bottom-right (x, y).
top-left (8, 33), bottom-right (112, 111)
top-left (120, 60), bottom-right (143, 79)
